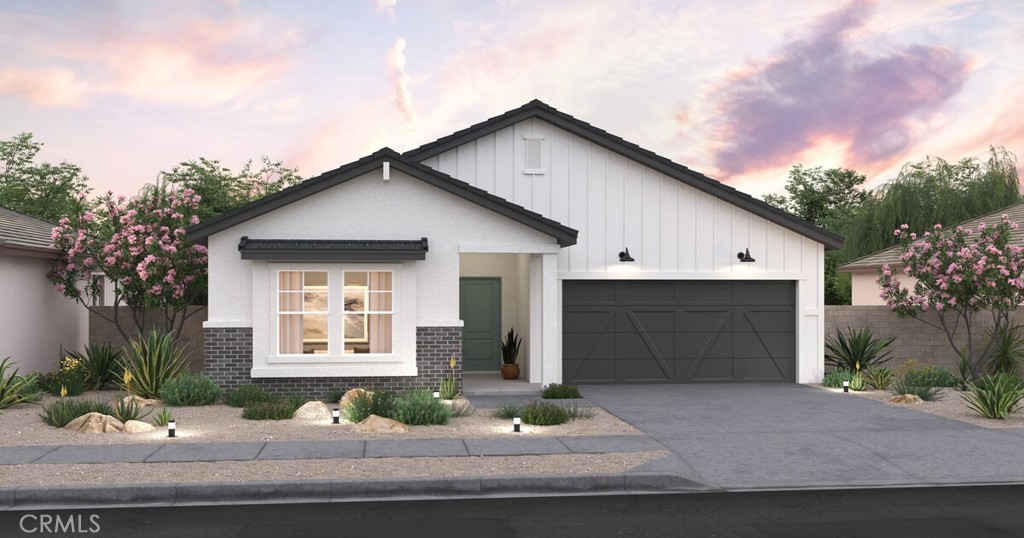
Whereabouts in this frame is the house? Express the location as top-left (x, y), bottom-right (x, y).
top-left (186, 100), bottom-right (842, 394)
top-left (0, 206), bottom-right (87, 373)
top-left (839, 202), bottom-right (1024, 305)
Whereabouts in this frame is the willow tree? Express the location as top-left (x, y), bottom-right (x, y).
top-left (842, 147), bottom-right (1021, 261)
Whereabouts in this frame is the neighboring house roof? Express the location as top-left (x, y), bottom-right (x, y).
top-left (839, 201), bottom-right (1024, 271)
top-left (187, 148), bottom-right (579, 247)
top-left (403, 99), bottom-right (845, 250)
top-left (238, 237), bottom-right (429, 262)
top-left (0, 205), bottom-right (57, 256)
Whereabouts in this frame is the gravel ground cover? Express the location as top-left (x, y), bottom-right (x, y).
top-left (817, 384), bottom-right (1024, 429)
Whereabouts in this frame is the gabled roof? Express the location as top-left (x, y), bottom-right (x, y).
top-left (404, 99), bottom-right (844, 250)
top-left (0, 205), bottom-right (57, 255)
top-left (840, 201), bottom-right (1024, 271)
top-left (186, 148), bottom-right (578, 247)
top-left (238, 237), bottom-right (429, 262)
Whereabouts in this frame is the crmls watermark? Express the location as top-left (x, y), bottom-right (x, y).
top-left (18, 513), bottom-right (101, 534)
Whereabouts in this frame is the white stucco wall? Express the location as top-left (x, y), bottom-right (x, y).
top-left (422, 118), bottom-right (828, 383)
top-left (205, 168), bottom-right (560, 378)
top-left (0, 253), bottom-right (87, 374)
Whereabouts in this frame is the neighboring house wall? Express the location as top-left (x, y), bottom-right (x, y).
top-left (848, 267), bottom-right (919, 306)
top-left (824, 305), bottom-right (1024, 372)
top-left (0, 253), bottom-right (87, 373)
top-left (421, 118), bottom-right (827, 383)
top-left (88, 306), bottom-right (207, 372)
top-left (204, 167), bottom-right (559, 392)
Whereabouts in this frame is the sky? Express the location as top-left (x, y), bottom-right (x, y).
top-left (1, 0), bottom-right (1022, 200)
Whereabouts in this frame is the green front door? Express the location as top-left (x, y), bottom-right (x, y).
top-left (460, 277), bottom-right (502, 372)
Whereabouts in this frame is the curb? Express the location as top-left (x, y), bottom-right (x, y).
top-left (0, 473), bottom-right (712, 509)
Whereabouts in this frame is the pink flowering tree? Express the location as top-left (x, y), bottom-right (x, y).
top-left (878, 216), bottom-right (1024, 375)
top-left (48, 185), bottom-right (208, 343)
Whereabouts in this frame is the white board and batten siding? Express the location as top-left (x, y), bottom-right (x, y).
top-left (420, 117), bottom-right (826, 383)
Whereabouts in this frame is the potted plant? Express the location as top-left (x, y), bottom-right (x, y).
top-left (500, 327), bottom-right (522, 380)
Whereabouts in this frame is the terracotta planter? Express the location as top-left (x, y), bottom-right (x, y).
top-left (501, 363), bottom-right (520, 380)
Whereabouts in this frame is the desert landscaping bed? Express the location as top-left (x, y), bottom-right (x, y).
top-left (818, 385), bottom-right (1024, 429)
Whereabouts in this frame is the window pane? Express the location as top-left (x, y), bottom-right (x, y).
top-left (344, 271), bottom-right (367, 287)
top-left (279, 292), bottom-right (302, 312)
top-left (344, 313), bottom-right (365, 341)
top-left (344, 290), bottom-right (366, 312)
top-left (368, 271), bottom-right (392, 291)
top-left (279, 271), bottom-right (302, 291)
top-left (367, 291), bottom-right (392, 311)
top-left (304, 271), bottom-right (328, 287)
top-left (367, 313), bottom-right (392, 353)
top-left (279, 314), bottom-right (302, 354)
top-left (304, 292), bottom-right (328, 312)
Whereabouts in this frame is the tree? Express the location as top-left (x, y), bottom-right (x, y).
top-left (48, 186), bottom-right (208, 343)
top-left (160, 156), bottom-right (302, 220)
top-left (0, 132), bottom-right (92, 222)
top-left (764, 165), bottom-right (867, 304)
top-left (843, 147), bottom-right (1021, 260)
top-left (878, 217), bottom-right (1024, 375)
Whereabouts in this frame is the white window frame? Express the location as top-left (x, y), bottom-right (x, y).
top-left (276, 270), bottom-right (330, 356)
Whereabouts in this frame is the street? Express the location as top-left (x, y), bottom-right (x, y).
top-left (2, 485), bottom-right (1023, 538)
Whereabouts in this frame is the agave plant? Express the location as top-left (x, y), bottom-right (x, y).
top-left (0, 358), bottom-right (40, 415)
top-left (985, 324), bottom-right (1024, 376)
top-left (962, 373), bottom-right (1024, 419)
top-left (69, 342), bottom-right (123, 390)
top-left (825, 328), bottom-right (895, 373)
top-left (119, 330), bottom-right (190, 399)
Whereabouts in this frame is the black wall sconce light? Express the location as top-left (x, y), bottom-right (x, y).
top-left (737, 248), bottom-right (756, 263)
top-left (618, 248), bottom-right (635, 262)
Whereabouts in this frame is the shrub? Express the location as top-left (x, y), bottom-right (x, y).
top-left (562, 401), bottom-right (596, 420)
top-left (242, 399), bottom-right (298, 420)
top-left (491, 403), bottom-right (522, 420)
top-left (394, 390), bottom-right (451, 425)
top-left (541, 383), bottom-right (582, 399)
top-left (120, 330), bottom-right (190, 399)
top-left (0, 358), bottom-right (40, 414)
top-left (224, 384), bottom-right (275, 407)
top-left (952, 351), bottom-right (974, 391)
top-left (986, 324), bottom-right (1024, 375)
top-left (111, 395), bottom-right (152, 423)
top-left (326, 389), bottom-right (347, 404)
top-left (849, 372), bottom-right (867, 391)
top-left (889, 377), bottom-right (944, 402)
top-left (40, 399), bottom-right (114, 427)
top-left (159, 373), bottom-right (224, 406)
top-left (822, 369), bottom-right (853, 388)
top-left (343, 389), bottom-right (397, 423)
top-left (863, 367), bottom-right (895, 390)
top-left (521, 401), bottom-right (569, 426)
top-left (38, 355), bottom-right (89, 397)
top-left (902, 365), bottom-right (958, 388)
top-left (439, 377), bottom-right (458, 400)
top-left (962, 373), bottom-right (1024, 419)
top-left (152, 408), bottom-right (173, 427)
top-left (70, 342), bottom-right (122, 390)
top-left (825, 328), bottom-right (894, 372)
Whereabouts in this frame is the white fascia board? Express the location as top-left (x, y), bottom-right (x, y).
top-left (460, 243), bottom-right (560, 254)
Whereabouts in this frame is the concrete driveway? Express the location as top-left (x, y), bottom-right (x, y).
top-left (582, 383), bottom-right (1024, 490)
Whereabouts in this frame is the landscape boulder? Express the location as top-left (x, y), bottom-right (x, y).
top-left (293, 401), bottom-right (332, 421)
top-left (64, 413), bottom-right (125, 434)
top-left (124, 420), bottom-right (156, 433)
top-left (339, 388), bottom-right (371, 410)
top-left (123, 395), bottom-right (159, 408)
top-left (353, 414), bottom-right (409, 433)
top-left (888, 394), bottom-right (924, 405)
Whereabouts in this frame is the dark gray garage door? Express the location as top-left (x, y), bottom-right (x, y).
top-left (563, 281), bottom-right (795, 384)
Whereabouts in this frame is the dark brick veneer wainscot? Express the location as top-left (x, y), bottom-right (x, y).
top-left (204, 326), bottom-right (462, 398)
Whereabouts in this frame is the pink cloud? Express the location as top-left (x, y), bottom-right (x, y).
top-left (696, 0), bottom-right (973, 178)
top-left (385, 37), bottom-right (415, 122)
top-left (0, 67), bottom-right (88, 106)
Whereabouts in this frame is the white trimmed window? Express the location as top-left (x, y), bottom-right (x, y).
top-left (343, 271), bottom-right (394, 354)
top-left (278, 270), bottom-right (329, 354)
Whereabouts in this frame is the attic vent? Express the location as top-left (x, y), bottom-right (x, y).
top-left (523, 136), bottom-right (545, 174)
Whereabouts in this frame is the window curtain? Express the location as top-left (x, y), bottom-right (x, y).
top-left (368, 272), bottom-right (392, 353)
top-left (279, 272), bottom-right (303, 354)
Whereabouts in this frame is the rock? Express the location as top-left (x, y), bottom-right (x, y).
top-left (124, 420), bottom-right (156, 433)
top-left (293, 401), bottom-right (332, 421)
top-left (889, 394), bottom-right (924, 405)
top-left (64, 413), bottom-right (125, 434)
top-left (339, 388), bottom-right (371, 410)
top-left (123, 395), bottom-right (159, 408)
top-left (353, 414), bottom-right (409, 433)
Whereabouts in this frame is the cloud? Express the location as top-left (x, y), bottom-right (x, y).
top-left (692, 0), bottom-right (973, 178)
top-left (375, 0), bottom-right (397, 21)
top-left (385, 37), bottom-right (415, 122)
top-left (0, 67), bottom-right (89, 106)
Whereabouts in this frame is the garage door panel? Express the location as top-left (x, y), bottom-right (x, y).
top-left (619, 358), bottom-right (673, 382)
top-left (563, 280), bottom-right (795, 384)
top-left (563, 310), bottom-right (616, 333)
top-left (563, 332), bottom-right (616, 360)
top-left (616, 281), bottom-right (677, 304)
top-left (565, 359), bottom-right (616, 383)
